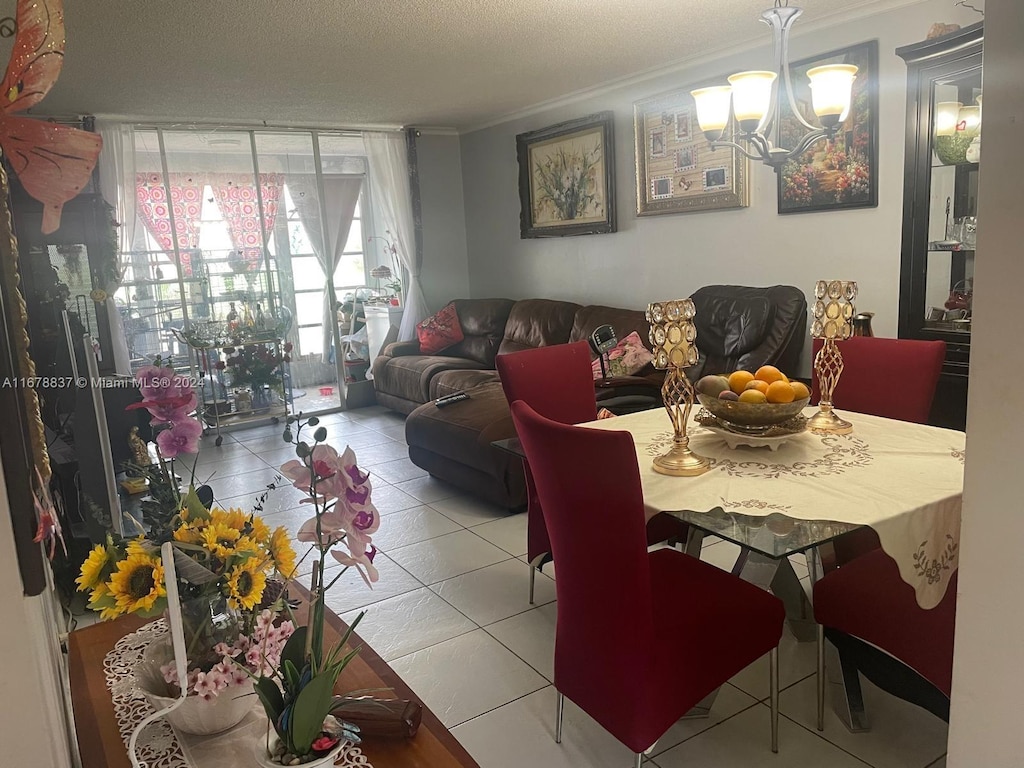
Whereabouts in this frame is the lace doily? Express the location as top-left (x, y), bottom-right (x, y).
top-left (104, 620), bottom-right (373, 768)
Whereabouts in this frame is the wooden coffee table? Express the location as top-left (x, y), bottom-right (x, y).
top-left (68, 597), bottom-right (480, 768)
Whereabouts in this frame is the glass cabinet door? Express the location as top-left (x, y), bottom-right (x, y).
top-left (924, 72), bottom-right (982, 336)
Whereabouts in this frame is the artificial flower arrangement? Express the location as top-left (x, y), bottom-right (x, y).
top-left (218, 342), bottom-right (291, 398)
top-left (367, 231), bottom-right (404, 299)
top-left (252, 414), bottom-right (381, 765)
top-left (75, 363), bottom-right (298, 706)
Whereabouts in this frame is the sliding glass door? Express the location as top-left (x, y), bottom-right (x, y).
top-left (116, 128), bottom-right (375, 414)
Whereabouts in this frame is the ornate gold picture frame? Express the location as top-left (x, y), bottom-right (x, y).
top-left (516, 111), bottom-right (617, 238)
top-left (634, 86), bottom-right (748, 215)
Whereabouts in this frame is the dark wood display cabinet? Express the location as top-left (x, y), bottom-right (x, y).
top-left (896, 22), bottom-right (983, 430)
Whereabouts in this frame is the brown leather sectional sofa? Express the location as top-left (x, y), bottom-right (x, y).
top-left (371, 287), bottom-right (807, 509)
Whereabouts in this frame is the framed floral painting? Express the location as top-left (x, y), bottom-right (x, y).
top-left (777, 40), bottom-right (879, 214)
top-left (516, 111), bottom-right (616, 238)
top-left (633, 86), bottom-right (748, 215)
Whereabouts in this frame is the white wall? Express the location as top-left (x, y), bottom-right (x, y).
top-left (458, 0), bottom-right (983, 375)
top-left (417, 132), bottom-right (471, 313)
top-left (947, 0), bottom-right (1024, 764)
top-left (0, 464), bottom-right (73, 767)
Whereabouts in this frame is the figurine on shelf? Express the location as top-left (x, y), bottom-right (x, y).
top-left (226, 301), bottom-right (240, 332)
top-left (128, 426), bottom-right (152, 470)
top-left (234, 387), bottom-right (253, 414)
top-left (243, 302), bottom-right (255, 328)
top-left (255, 303), bottom-right (266, 331)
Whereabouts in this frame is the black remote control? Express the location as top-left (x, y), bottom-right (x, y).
top-left (435, 391), bottom-right (470, 407)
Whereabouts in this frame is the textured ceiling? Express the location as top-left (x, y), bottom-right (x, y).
top-left (29, 0), bottom-right (920, 131)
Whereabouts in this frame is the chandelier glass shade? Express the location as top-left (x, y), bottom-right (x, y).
top-left (691, 2), bottom-right (858, 169)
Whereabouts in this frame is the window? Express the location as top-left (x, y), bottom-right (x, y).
top-left (118, 129), bottom-right (377, 379)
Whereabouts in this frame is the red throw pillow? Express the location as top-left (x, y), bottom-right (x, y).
top-left (417, 303), bottom-right (465, 355)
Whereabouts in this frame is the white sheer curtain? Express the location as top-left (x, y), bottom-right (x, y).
top-left (363, 131), bottom-right (426, 341)
top-left (96, 121), bottom-right (138, 375)
top-left (288, 175), bottom-right (363, 362)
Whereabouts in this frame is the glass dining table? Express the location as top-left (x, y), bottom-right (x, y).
top-left (494, 434), bottom-right (862, 641)
top-left (494, 404), bottom-right (966, 729)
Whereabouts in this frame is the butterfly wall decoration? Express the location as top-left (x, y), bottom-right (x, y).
top-left (0, 0), bottom-right (102, 233)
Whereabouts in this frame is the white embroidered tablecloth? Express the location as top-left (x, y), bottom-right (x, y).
top-left (104, 620), bottom-right (372, 768)
top-left (584, 407), bottom-right (965, 609)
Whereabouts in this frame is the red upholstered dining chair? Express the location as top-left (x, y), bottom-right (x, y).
top-left (813, 336), bottom-right (946, 563)
top-left (510, 401), bottom-right (785, 766)
top-left (811, 336), bottom-right (946, 424)
top-left (496, 341), bottom-right (687, 603)
top-left (809, 337), bottom-right (954, 729)
top-left (813, 550), bottom-right (958, 729)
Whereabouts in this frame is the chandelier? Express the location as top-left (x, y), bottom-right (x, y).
top-left (690, 1), bottom-right (858, 170)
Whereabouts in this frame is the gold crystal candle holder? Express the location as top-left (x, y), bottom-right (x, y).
top-left (807, 280), bottom-right (857, 435)
top-left (646, 299), bottom-right (710, 477)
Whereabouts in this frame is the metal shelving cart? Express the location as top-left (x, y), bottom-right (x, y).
top-left (181, 333), bottom-right (291, 446)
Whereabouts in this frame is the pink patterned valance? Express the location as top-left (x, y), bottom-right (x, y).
top-left (135, 172), bottom-right (203, 276)
top-left (210, 173), bottom-right (284, 273)
top-left (134, 172), bottom-right (284, 278)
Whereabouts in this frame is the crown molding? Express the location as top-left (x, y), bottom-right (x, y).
top-left (462, 0), bottom-right (932, 134)
top-left (89, 113), bottom-right (405, 133)
top-left (413, 126), bottom-right (460, 136)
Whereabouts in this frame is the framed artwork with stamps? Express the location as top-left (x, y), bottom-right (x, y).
top-left (634, 84), bottom-right (748, 215)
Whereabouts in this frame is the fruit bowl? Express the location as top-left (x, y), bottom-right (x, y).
top-left (696, 394), bottom-right (810, 435)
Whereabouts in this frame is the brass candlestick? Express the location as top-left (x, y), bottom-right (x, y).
top-left (807, 280), bottom-right (857, 435)
top-left (646, 299), bottom-right (710, 477)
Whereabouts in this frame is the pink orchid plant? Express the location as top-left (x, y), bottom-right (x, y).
top-left (127, 363), bottom-right (201, 458)
top-left (253, 414), bottom-right (381, 762)
top-left (122, 360), bottom-right (205, 541)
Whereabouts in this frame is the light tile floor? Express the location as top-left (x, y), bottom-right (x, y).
top-left (130, 405), bottom-right (949, 768)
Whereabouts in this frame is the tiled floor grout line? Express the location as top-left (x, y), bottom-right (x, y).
top-left (778, 710), bottom-right (879, 768)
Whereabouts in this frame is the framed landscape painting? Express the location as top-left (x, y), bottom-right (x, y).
top-left (634, 85), bottom-right (748, 215)
top-left (516, 111), bottom-right (616, 238)
top-left (777, 40), bottom-right (879, 214)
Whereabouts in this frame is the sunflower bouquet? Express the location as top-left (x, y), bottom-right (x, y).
top-left (77, 503), bottom-right (297, 700)
top-left (75, 362), bottom-right (299, 703)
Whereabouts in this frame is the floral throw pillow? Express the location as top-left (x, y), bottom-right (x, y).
top-left (591, 331), bottom-right (654, 379)
top-left (417, 303), bottom-right (465, 355)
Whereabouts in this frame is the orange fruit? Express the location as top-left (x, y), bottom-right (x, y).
top-left (728, 370), bottom-right (755, 394)
top-left (754, 365), bottom-right (785, 384)
top-left (790, 381), bottom-right (810, 400)
top-left (738, 389), bottom-right (768, 404)
top-left (766, 380), bottom-right (796, 403)
top-left (744, 380), bottom-right (769, 394)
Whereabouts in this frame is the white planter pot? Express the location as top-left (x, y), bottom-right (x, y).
top-left (135, 639), bottom-right (253, 736)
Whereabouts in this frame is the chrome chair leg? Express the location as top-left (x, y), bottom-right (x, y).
top-left (529, 566), bottom-right (536, 605)
top-left (770, 647), bottom-right (780, 753)
top-left (555, 690), bottom-right (564, 743)
top-left (816, 624), bottom-right (825, 731)
top-left (634, 753), bottom-right (643, 768)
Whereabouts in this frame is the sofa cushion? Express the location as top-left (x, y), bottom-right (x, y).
top-left (373, 354), bottom-right (488, 404)
top-left (569, 304), bottom-right (652, 347)
top-left (405, 382), bottom-right (517, 475)
top-left (689, 285), bottom-right (807, 378)
top-left (693, 292), bottom-right (772, 371)
top-left (498, 298), bottom-right (582, 355)
top-left (441, 298), bottom-right (517, 367)
top-left (430, 369), bottom-right (501, 400)
top-left (592, 331), bottom-right (654, 378)
top-left (417, 302), bottom-right (464, 355)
